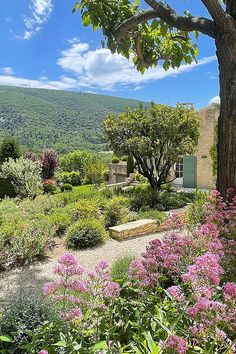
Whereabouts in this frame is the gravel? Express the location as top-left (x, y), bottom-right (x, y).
top-left (0, 231), bottom-right (165, 301)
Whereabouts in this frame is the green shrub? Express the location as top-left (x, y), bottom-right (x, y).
top-left (128, 184), bottom-right (193, 211)
top-left (0, 287), bottom-right (57, 352)
top-left (0, 178), bottom-right (17, 199)
top-left (61, 183), bottom-right (73, 192)
top-left (56, 171), bottom-right (81, 186)
top-left (121, 156), bottom-right (128, 161)
top-left (42, 179), bottom-right (57, 194)
top-left (70, 199), bottom-right (100, 222)
top-left (112, 156), bottom-right (120, 163)
top-left (104, 196), bottom-right (128, 228)
top-left (187, 189), bottom-right (208, 229)
top-left (1, 219), bottom-right (54, 267)
top-left (137, 209), bottom-right (166, 225)
top-left (111, 255), bottom-right (135, 281)
top-left (66, 219), bottom-right (106, 249)
top-left (48, 209), bottom-right (72, 236)
top-left (0, 136), bottom-right (21, 164)
top-left (0, 157), bottom-right (42, 199)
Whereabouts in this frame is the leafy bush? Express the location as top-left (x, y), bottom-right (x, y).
top-left (42, 179), bottom-right (57, 194)
top-left (137, 209), bottom-right (166, 225)
top-left (70, 199), bottom-right (100, 222)
top-left (0, 218), bottom-right (54, 268)
top-left (0, 177), bottom-right (17, 199)
top-left (111, 255), bottom-right (135, 281)
top-left (83, 157), bottom-right (107, 186)
top-left (111, 156), bottom-right (119, 163)
top-left (121, 156), bottom-right (128, 161)
top-left (40, 149), bottom-right (59, 180)
top-left (0, 157), bottom-right (42, 199)
top-left (59, 150), bottom-right (89, 175)
top-left (61, 183), bottom-right (73, 192)
top-left (48, 209), bottom-right (72, 236)
top-left (56, 171), bottom-right (81, 186)
top-left (0, 287), bottom-right (57, 353)
top-left (66, 219), bottom-right (106, 249)
top-left (0, 136), bottom-right (21, 164)
top-left (104, 196), bottom-right (128, 228)
top-left (128, 184), bottom-right (193, 211)
top-left (24, 151), bottom-right (37, 161)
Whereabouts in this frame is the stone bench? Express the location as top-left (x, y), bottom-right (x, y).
top-left (109, 219), bottom-right (159, 240)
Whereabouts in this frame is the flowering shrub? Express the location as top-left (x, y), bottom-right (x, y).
top-left (43, 254), bottom-right (120, 321)
top-left (8, 190), bottom-right (236, 353)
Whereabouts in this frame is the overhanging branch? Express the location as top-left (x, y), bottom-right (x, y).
top-left (114, 1), bottom-right (215, 41)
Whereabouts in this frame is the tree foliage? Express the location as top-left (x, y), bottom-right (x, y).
top-left (104, 104), bottom-right (199, 189)
top-left (40, 149), bottom-right (59, 180)
top-left (74, 0), bottom-right (236, 196)
top-left (0, 136), bottom-right (21, 165)
top-left (0, 86), bottom-right (146, 153)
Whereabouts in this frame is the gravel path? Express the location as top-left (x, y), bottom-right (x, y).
top-left (0, 231), bottom-right (165, 301)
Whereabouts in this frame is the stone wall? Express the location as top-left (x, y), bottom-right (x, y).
top-left (196, 103), bottom-right (219, 189)
top-left (108, 162), bottom-right (127, 184)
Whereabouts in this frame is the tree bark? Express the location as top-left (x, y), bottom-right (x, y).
top-left (216, 31), bottom-right (236, 196)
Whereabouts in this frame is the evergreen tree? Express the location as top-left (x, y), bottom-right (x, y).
top-left (0, 136), bottom-right (21, 164)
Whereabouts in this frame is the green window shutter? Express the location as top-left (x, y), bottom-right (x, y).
top-left (183, 156), bottom-right (197, 188)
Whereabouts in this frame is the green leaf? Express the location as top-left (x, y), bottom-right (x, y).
top-left (72, 2), bottom-right (79, 13)
top-left (53, 340), bottom-right (67, 347)
top-left (163, 60), bottom-right (170, 71)
top-left (92, 341), bottom-right (108, 350)
top-left (0, 335), bottom-right (13, 343)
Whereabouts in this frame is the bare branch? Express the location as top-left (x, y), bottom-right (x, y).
top-left (114, 1), bottom-right (215, 42)
top-left (201, 0), bottom-right (235, 31)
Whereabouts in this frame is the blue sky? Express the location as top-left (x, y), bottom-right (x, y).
top-left (0, 0), bottom-right (219, 108)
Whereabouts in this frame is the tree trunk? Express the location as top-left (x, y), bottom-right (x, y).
top-left (216, 32), bottom-right (236, 197)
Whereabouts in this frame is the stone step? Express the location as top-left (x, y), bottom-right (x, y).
top-left (109, 219), bottom-right (158, 240)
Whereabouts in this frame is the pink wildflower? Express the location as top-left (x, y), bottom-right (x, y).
top-left (167, 286), bottom-right (185, 303)
top-left (162, 335), bottom-right (187, 354)
top-left (43, 282), bottom-right (55, 296)
top-left (223, 282), bottom-right (236, 301)
top-left (104, 281), bottom-right (121, 298)
top-left (38, 351), bottom-right (49, 354)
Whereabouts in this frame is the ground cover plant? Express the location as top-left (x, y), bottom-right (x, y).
top-left (1, 189), bottom-right (236, 353)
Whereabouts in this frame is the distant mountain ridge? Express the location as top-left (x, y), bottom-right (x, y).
top-left (0, 86), bottom-right (147, 153)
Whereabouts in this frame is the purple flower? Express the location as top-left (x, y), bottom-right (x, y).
top-left (162, 335), bottom-right (187, 354)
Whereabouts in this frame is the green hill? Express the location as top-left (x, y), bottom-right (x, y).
top-left (0, 86), bottom-right (147, 153)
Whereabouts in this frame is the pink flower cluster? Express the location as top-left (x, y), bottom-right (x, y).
top-left (162, 335), bottom-right (187, 354)
top-left (44, 253), bottom-right (121, 321)
top-left (128, 190), bottom-right (236, 346)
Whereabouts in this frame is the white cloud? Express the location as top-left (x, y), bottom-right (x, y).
top-left (0, 75), bottom-right (78, 90)
top-left (57, 40), bottom-right (217, 90)
top-left (208, 96), bottom-right (220, 105)
top-left (0, 40), bottom-right (217, 93)
top-left (0, 67), bottom-right (14, 75)
top-left (22, 0), bottom-right (53, 40)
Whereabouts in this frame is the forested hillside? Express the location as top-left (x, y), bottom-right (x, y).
top-left (0, 86), bottom-right (147, 153)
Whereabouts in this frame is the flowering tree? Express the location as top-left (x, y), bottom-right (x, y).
top-left (73, 0), bottom-right (236, 197)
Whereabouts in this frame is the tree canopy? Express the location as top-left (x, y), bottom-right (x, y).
top-left (104, 103), bottom-right (199, 189)
top-left (73, 0), bottom-right (236, 196)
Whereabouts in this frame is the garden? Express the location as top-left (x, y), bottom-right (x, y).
top-left (0, 102), bottom-right (236, 353)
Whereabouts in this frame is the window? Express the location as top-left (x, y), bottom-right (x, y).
top-left (175, 158), bottom-right (183, 178)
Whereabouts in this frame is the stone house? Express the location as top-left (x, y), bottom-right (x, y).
top-left (173, 103), bottom-right (219, 190)
top-left (108, 103), bottom-right (219, 189)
